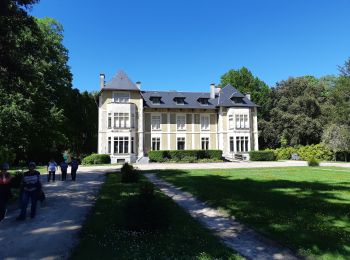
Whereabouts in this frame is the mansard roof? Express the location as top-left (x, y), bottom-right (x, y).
top-left (104, 70), bottom-right (139, 91)
top-left (142, 84), bottom-right (258, 109)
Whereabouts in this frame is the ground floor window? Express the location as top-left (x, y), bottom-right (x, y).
top-left (201, 137), bottom-right (209, 150)
top-left (230, 137), bottom-right (234, 152)
top-left (152, 137), bottom-right (160, 150)
top-left (108, 137), bottom-right (111, 154)
top-left (131, 137), bottom-right (134, 153)
top-left (113, 136), bottom-right (129, 154)
top-left (177, 137), bottom-right (185, 150)
top-left (236, 136), bottom-right (249, 152)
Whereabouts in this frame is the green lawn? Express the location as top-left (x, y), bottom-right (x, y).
top-left (153, 167), bottom-right (350, 260)
top-left (71, 173), bottom-right (242, 260)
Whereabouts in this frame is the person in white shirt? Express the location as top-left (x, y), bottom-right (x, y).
top-left (47, 159), bottom-right (58, 182)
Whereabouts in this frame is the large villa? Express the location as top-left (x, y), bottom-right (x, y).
top-left (97, 71), bottom-right (259, 163)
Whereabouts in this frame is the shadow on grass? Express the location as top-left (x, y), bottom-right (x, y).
top-left (147, 169), bottom-right (350, 259)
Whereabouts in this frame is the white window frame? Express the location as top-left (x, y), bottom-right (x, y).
top-left (108, 113), bottom-right (112, 129)
top-left (235, 114), bottom-right (249, 129)
top-left (113, 136), bottom-right (129, 154)
top-left (113, 92), bottom-right (130, 103)
top-left (201, 137), bottom-right (209, 150)
top-left (200, 115), bottom-right (210, 131)
top-left (177, 137), bottom-right (186, 150)
top-left (151, 115), bottom-right (161, 131)
top-left (113, 113), bottom-right (130, 128)
top-left (151, 137), bottom-right (161, 151)
top-left (236, 136), bottom-right (249, 152)
top-left (177, 115), bottom-right (186, 131)
top-left (228, 114), bottom-right (234, 129)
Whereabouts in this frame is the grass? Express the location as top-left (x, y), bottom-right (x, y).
top-left (152, 167), bottom-right (350, 260)
top-left (71, 173), bottom-right (242, 260)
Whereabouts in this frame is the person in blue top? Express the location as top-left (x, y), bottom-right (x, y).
top-left (16, 162), bottom-right (41, 220)
top-left (70, 158), bottom-right (79, 181)
top-left (47, 158), bottom-right (58, 182)
top-left (59, 161), bottom-right (68, 181)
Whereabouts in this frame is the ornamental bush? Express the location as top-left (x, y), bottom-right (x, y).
top-left (148, 150), bottom-right (222, 162)
top-left (308, 158), bottom-right (320, 167)
top-left (82, 154), bottom-right (111, 165)
top-left (249, 151), bottom-right (276, 161)
top-left (121, 163), bottom-right (139, 183)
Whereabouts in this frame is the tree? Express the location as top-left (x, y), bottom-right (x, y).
top-left (322, 124), bottom-right (350, 161)
top-left (219, 67), bottom-right (271, 119)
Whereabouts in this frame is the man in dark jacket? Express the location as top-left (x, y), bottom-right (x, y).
top-left (0, 163), bottom-right (12, 222)
top-left (16, 162), bottom-right (42, 220)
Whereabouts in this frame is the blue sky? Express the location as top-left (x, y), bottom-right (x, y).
top-left (30, 0), bottom-right (350, 92)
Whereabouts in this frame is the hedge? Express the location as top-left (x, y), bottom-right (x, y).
top-left (249, 151), bottom-right (276, 161)
top-left (267, 144), bottom-right (334, 161)
top-left (82, 154), bottom-right (111, 165)
top-left (148, 150), bottom-right (222, 162)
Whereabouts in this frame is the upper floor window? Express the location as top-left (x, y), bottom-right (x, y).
top-left (108, 113), bottom-right (112, 129)
top-left (235, 114), bottom-right (249, 129)
top-left (228, 115), bottom-right (234, 129)
top-left (150, 96), bottom-right (161, 105)
top-left (177, 115), bottom-right (186, 130)
top-left (113, 92), bottom-right (129, 103)
top-left (231, 97), bottom-right (245, 104)
top-left (114, 113), bottom-right (129, 128)
top-left (198, 98), bottom-right (209, 105)
top-left (174, 97), bottom-right (185, 105)
top-left (151, 116), bottom-right (161, 130)
top-left (201, 115), bottom-right (210, 131)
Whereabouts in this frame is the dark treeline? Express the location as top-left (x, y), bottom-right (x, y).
top-left (219, 64), bottom-right (350, 157)
top-left (0, 0), bottom-right (97, 164)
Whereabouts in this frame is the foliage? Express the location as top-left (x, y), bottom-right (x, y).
top-left (82, 154), bottom-right (110, 165)
top-left (0, 2), bottom-right (97, 164)
top-left (249, 151), bottom-right (276, 161)
top-left (71, 174), bottom-right (241, 259)
top-left (10, 171), bottom-right (24, 189)
top-left (308, 158), bottom-right (319, 167)
top-left (148, 150), bottom-right (222, 162)
top-left (267, 144), bottom-right (333, 161)
top-left (267, 147), bottom-right (297, 160)
top-left (120, 163), bottom-right (139, 183)
top-left (219, 67), bottom-right (271, 119)
top-left (155, 167), bottom-right (350, 259)
top-left (322, 124), bottom-right (350, 160)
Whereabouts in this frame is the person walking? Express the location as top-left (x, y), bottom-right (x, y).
top-left (70, 158), bottom-right (79, 181)
top-left (0, 163), bottom-right (12, 222)
top-left (47, 158), bottom-right (58, 182)
top-left (60, 160), bottom-right (68, 181)
top-left (16, 162), bottom-right (41, 220)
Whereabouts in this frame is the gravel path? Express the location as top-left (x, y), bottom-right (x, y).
top-left (145, 173), bottom-right (300, 260)
top-left (0, 166), bottom-right (117, 260)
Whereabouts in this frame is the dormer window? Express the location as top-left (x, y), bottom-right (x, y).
top-left (198, 98), bottom-right (210, 105)
top-left (113, 92), bottom-right (129, 103)
top-left (174, 97), bottom-right (185, 105)
top-left (150, 96), bottom-right (161, 105)
top-left (231, 97), bottom-right (245, 104)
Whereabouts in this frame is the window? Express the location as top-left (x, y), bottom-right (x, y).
top-left (113, 113), bottom-right (130, 128)
top-left (150, 96), bottom-right (161, 105)
top-left (177, 137), bottom-right (185, 150)
top-left (108, 113), bottom-right (112, 129)
top-left (236, 136), bottom-right (249, 152)
top-left (235, 115), bottom-right (249, 129)
top-left (108, 137), bottom-right (111, 154)
top-left (113, 136), bottom-right (129, 154)
top-left (177, 115), bottom-right (186, 130)
top-left (201, 137), bottom-right (209, 150)
top-left (152, 137), bottom-right (160, 150)
top-left (231, 97), bottom-right (245, 104)
top-left (198, 98), bottom-right (209, 105)
top-left (228, 115), bottom-right (234, 129)
top-left (113, 92), bottom-right (129, 103)
top-left (131, 137), bottom-right (134, 153)
top-left (201, 115), bottom-right (210, 130)
top-left (174, 97), bottom-right (185, 105)
top-left (230, 137), bottom-right (234, 152)
top-left (151, 116), bottom-right (161, 130)
top-left (131, 114), bottom-right (135, 128)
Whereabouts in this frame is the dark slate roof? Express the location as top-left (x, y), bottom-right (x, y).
top-left (103, 70), bottom-right (139, 91)
top-left (142, 91), bottom-right (218, 109)
top-left (142, 84), bottom-right (258, 109)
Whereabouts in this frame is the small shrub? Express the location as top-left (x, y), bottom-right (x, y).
top-left (82, 154), bottom-right (111, 165)
top-left (148, 150), bottom-right (223, 162)
top-left (308, 158), bottom-right (320, 167)
top-left (249, 151), bottom-right (276, 161)
top-left (121, 163), bottom-right (139, 183)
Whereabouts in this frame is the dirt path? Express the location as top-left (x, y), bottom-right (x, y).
top-left (145, 173), bottom-right (300, 260)
top-left (0, 167), bottom-right (117, 260)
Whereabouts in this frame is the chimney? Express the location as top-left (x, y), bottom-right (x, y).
top-left (246, 93), bottom-right (251, 100)
top-left (210, 83), bottom-right (215, 99)
top-left (136, 81), bottom-right (141, 90)
top-left (99, 73), bottom-right (105, 89)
